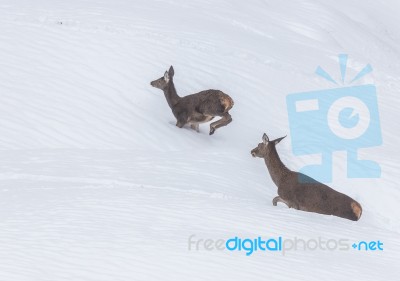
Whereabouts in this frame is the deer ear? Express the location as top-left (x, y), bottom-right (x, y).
top-left (262, 133), bottom-right (269, 144)
top-left (274, 136), bottom-right (286, 145)
top-left (168, 66), bottom-right (174, 77)
top-left (164, 71), bottom-right (169, 82)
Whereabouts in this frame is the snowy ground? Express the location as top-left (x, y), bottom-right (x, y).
top-left (0, 0), bottom-right (399, 280)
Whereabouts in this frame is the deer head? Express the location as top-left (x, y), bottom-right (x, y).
top-left (251, 133), bottom-right (286, 158)
top-left (150, 66), bottom-right (175, 90)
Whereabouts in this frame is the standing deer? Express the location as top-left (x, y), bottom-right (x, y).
top-left (251, 133), bottom-right (362, 221)
top-left (150, 66), bottom-right (234, 135)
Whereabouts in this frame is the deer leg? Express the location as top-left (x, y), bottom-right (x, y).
top-left (289, 202), bottom-right (300, 210)
top-left (176, 121), bottom-right (185, 128)
top-left (176, 112), bottom-right (188, 129)
top-left (190, 124), bottom-right (200, 132)
top-left (273, 196), bottom-right (287, 207)
top-left (272, 196), bottom-right (299, 209)
top-left (209, 112), bottom-right (232, 135)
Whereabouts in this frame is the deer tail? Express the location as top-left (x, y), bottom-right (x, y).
top-left (351, 201), bottom-right (362, 221)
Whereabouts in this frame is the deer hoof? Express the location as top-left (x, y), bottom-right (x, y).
top-left (209, 127), bottom-right (215, 135)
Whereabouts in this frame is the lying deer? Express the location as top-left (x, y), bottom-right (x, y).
top-left (251, 133), bottom-right (362, 221)
top-left (150, 66), bottom-right (234, 135)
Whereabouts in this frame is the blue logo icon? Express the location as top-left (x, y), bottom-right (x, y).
top-left (286, 54), bottom-right (382, 182)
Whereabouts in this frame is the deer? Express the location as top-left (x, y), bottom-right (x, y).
top-left (150, 66), bottom-right (234, 135)
top-left (250, 133), bottom-right (362, 221)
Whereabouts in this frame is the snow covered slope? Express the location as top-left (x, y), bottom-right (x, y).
top-left (0, 0), bottom-right (399, 280)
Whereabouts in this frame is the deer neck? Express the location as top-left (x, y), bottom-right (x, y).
top-left (163, 81), bottom-right (180, 108)
top-left (264, 146), bottom-right (291, 186)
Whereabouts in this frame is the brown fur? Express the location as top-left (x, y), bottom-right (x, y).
top-left (150, 66), bottom-right (234, 135)
top-left (251, 133), bottom-right (362, 221)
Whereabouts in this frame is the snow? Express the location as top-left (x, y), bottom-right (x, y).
top-left (0, 0), bottom-right (399, 280)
